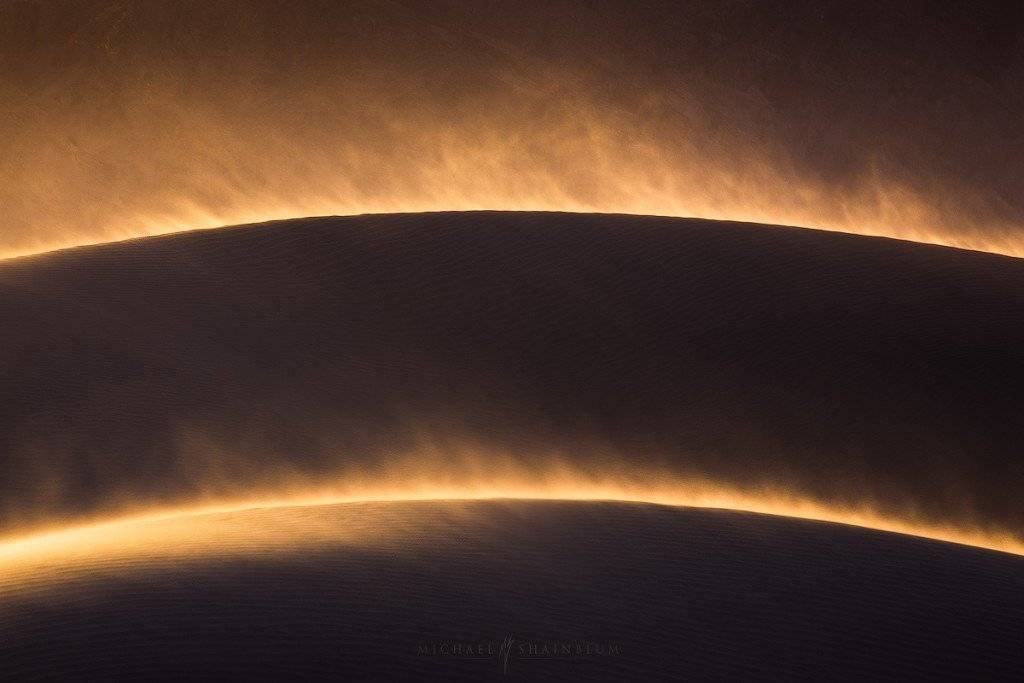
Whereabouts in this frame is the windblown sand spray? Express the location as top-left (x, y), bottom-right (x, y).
top-left (3, 443), bottom-right (1023, 589)
top-left (2, 1), bottom-right (1023, 259)
top-left (4, 404), bottom-right (1019, 559)
top-left (2, 88), bottom-right (1021, 260)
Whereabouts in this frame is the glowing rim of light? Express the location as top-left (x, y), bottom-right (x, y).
top-left (2, 489), bottom-right (1023, 573)
top-left (1, 210), bottom-right (1020, 264)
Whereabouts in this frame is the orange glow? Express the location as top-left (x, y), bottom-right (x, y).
top-left (3, 79), bottom-right (1023, 261)
top-left (2, 474), bottom-right (1022, 595)
top-left (4, 2), bottom-right (1022, 260)
top-left (3, 159), bottom-right (1022, 263)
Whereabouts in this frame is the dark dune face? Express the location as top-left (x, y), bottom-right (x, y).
top-left (1, 211), bottom-right (1023, 541)
top-left (2, 501), bottom-right (1023, 680)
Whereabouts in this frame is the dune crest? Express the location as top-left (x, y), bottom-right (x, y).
top-left (3, 483), bottom-right (1024, 592)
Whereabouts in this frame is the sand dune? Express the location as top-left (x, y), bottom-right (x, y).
top-left (2, 211), bottom-right (1023, 540)
top-left (2, 500), bottom-right (1023, 680)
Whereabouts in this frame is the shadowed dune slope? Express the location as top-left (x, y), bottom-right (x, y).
top-left (1, 211), bottom-right (1023, 537)
top-left (1, 500), bottom-right (1023, 680)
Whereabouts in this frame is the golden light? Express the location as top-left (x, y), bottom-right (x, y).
top-left (2, 3), bottom-right (1022, 261)
top-left (3, 467), bottom-right (1022, 596)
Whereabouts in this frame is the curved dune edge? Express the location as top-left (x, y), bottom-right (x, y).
top-left (2, 210), bottom-right (1022, 263)
top-left (2, 483), bottom-right (1022, 589)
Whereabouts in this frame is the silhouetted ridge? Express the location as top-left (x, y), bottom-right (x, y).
top-left (1, 212), bottom-right (1022, 535)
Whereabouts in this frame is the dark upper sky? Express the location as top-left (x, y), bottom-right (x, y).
top-left (2, 1), bottom-right (1022, 256)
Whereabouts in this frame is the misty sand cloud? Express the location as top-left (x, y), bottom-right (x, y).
top-left (2, 0), bottom-right (1023, 258)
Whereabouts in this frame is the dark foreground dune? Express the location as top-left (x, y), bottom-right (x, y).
top-left (1, 501), bottom-right (1023, 680)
